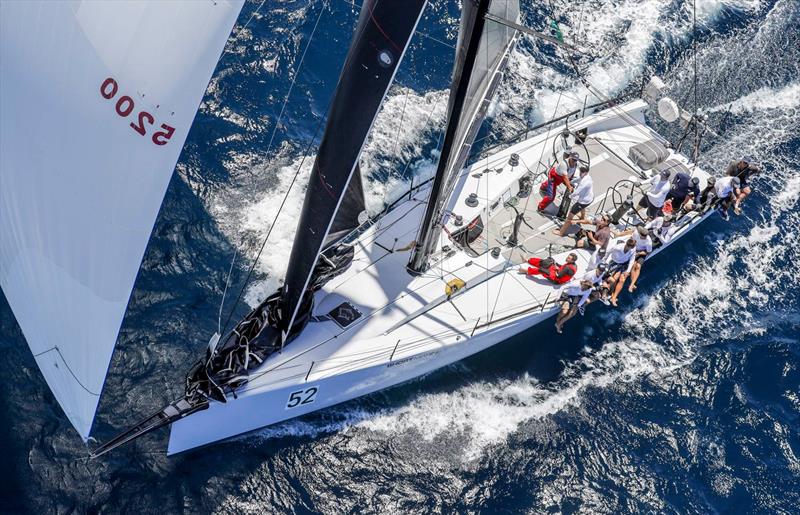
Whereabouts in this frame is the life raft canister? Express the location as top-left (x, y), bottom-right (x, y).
top-left (445, 278), bottom-right (466, 297)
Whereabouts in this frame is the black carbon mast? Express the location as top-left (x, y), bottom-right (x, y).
top-left (408, 0), bottom-right (519, 273)
top-left (280, 0), bottom-right (428, 338)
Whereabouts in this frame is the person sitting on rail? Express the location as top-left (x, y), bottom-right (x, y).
top-left (604, 238), bottom-right (637, 306)
top-left (714, 175), bottom-right (741, 221)
top-left (580, 262), bottom-right (611, 306)
top-left (645, 213), bottom-right (675, 245)
top-left (518, 252), bottom-right (578, 284)
top-left (626, 225), bottom-right (653, 293)
top-left (726, 156), bottom-right (760, 215)
top-left (555, 279), bottom-right (594, 334)
top-left (538, 150), bottom-right (578, 212)
top-left (638, 168), bottom-right (672, 220)
top-left (697, 176), bottom-right (717, 211)
top-left (666, 172), bottom-right (700, 212)
top-left (554, 165), bottom-right (594, 237)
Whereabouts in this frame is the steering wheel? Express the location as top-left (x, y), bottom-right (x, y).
top-left (551, 128), bottom-right (591, 171)
top-left (609, 178), bottom-right (648, 226)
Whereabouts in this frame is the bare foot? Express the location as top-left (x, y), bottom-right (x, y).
top-left (555, 323), bottom-right (563, 334)
top-left (610, 297), bottom-right (618, 307)
top-left (551, 229), bottom-right (562, 236)
top-left (628, 284), bottom-right (637, 292)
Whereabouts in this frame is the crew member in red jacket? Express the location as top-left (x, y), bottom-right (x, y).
top-left (518, 253), bottom-right (578, 284)
top-left (538, 151), bottom-right (578, 211)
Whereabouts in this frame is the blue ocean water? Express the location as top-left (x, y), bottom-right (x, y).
top-left (1, 0), bottom-right (799, 513)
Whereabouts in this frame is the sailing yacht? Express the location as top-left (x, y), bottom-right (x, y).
top-left (0, 0), bottom-right (723, 456)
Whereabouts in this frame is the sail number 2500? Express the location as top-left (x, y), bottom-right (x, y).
top-left (99, 78), bottom-right (175, 146)
top-left (285, 386), bottom-right (318, 409)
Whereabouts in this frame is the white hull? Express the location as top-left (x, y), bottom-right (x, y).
top-left (169, 100), bottom-right (714, 454)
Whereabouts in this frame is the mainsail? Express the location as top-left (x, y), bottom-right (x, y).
top-left (280, 0), bottom-right (427, 335)
top-left (0, 1), bottom-right (243, 439)
top-left (408, 0), bottom-right (520, 272)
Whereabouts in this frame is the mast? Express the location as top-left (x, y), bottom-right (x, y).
top-left (280, 0), bottom-right (427, 338)
top-left (408, 0), bottom-right (519, 273)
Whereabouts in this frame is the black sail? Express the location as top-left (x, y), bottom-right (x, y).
top-left (325, 164), bottom-right (366, 248)
top-left (408, 0), bottom-right (519, 273)
top-left (281, 0), bottom-right (426, 334)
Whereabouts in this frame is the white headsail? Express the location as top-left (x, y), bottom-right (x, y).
top-left (0, 1), bottom-right (243, 439)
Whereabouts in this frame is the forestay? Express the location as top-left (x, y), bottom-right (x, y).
top-left (409, 0), bottom-right (520, 272)
top-left (0, 1), bottom-right (243, 439)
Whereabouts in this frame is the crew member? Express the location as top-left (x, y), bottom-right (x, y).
top-left (627, 225), bottom-right (653, 293)
top-left (714, 175), bottom-right (741, 221)
top-left (538, 150), bottom-right (579, 212)
top-left (574, 214), bottom-right (612, 252)
top-left (638, 169), bottom-right (672, 220)
top-left (726, 156), bottom-right (760, 215)
top-left (555, 279), bottom-right (594, 333)
top-left (605, 238), bottom-right (637, 306)
top-left (666, 172), bottom-right (700, 211)
top-left (554, 165), bottom-right (594, 237)
top-left (698, 176), bottom-right (717, 209)
top-left (581, 263), bottom-right (611, 305)
top-left (519, 252), bottom-right (578, 284)
top-left (645, 213), bottom-right (675, 245)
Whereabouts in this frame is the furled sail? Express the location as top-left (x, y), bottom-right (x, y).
top-left (0, 1), bottom-right (243, 439)
top-left (280, 0), bottom-right (427, 334)
top-left (408, 0), bottom-right (520, 273)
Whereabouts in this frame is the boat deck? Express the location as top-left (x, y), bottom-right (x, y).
top-left (248, 100), bottom-right (710, 389)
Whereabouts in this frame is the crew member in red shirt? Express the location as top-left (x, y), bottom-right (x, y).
top-left (519, 253), bottom-right (578, 284)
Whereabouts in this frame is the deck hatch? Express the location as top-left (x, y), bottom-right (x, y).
top-left (327, 302), bottom-right (362, 328)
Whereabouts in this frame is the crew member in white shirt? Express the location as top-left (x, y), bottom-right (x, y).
top-left (714, 175), bottom-right (741, 221)
top-left (645, 213), bottom-right (675, 244)
top-left (627, 225), bottom-right (653, 293)
top-left (554, 165), bottom-right (594, 237)
top-left (604, 238), bottom-right (637, 306)
top-left (555, 279), bottom-right (594, 333)
top-left (638, 169), bottom-right (672, 220)
top-left (581, 262), bottom-right (611, 305)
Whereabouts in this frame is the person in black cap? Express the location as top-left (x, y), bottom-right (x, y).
top-left (714, 175), bottom-right (741, 221)
top-left (581, 262), bottom-right (611, 306)
top-left (698, 176), bottom-right (717, 210)
top-left (555, 279), bottom-right (594, 333)
top-left (726, 156), bottom-right (760, 215)
top-left (554, 165), bottom-right (594, 236)
top-left (538, 150), bottom-right (578, 212)
top-left (666, 172), bottom-right (700, 212)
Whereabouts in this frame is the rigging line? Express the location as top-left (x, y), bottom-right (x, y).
top-left (541, 4), bottom-right (657, 146)
top-left (218, 246), bottom-right (238, 334)
top-left (692, 0), bottom-right (700, 162)
top-left (220, 104), bottom-right (329, 338)
top-left (264, 2), bottom-right (327, 162)
top-left (229, 0), bottom-right (268, 44)
top-left (217, 3), bottom-right (327, 336)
